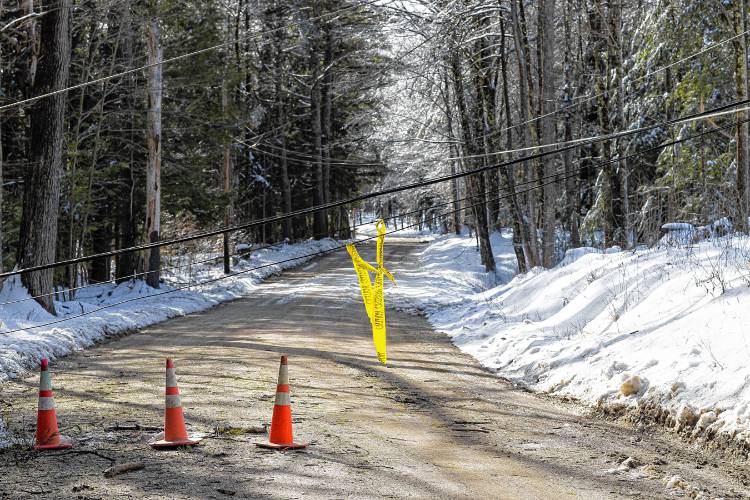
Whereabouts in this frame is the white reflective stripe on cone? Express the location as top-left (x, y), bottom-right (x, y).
top-left (277, 364), bottom-right (289, 385)
top-left (38, 396), bottom-right (56, 411)
top-left (165, 394), bottom-right (182, 408)
top-left (39, 371), bottom-right (52, 391)
top-left (166, 368), bottom-right (177, 388)
top-left (274, 391), bottom-right (290, 406)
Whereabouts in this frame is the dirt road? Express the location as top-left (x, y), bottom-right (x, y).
top-left (0, 239), bottom-right (748, 499)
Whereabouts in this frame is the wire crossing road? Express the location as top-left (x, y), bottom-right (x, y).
top-left (0, 239), bottom-right (746, 499)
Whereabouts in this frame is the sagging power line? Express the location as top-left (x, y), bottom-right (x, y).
top-left (1, 96), bottom-right (746, 281)
top-left (1, 112), bottom-right (744, 316)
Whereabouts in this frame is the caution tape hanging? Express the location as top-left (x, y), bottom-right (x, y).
top-left (346, 220), bottom-right (395, 365)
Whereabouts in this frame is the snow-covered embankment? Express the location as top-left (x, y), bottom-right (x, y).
top-left (393, 229), bottom-right (750, 453)
top-left (0, 238), bottom-right (340, 382)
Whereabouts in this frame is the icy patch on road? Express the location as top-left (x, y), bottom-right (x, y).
top-left (390, 229), bottom-right (750, 452)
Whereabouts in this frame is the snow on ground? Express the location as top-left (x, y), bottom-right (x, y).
top-left (391, 228), bottom-right (750, 450)
top-left (0, 238), bottom-right (340, 384)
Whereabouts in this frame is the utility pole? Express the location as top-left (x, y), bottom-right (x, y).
top-left (222, 69), bottom-right (232, 274)
top-left (145, 14), bottom-right (162, 288)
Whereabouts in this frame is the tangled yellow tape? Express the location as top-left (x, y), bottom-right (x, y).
top-left (346, 220), bottom-right (395, 365)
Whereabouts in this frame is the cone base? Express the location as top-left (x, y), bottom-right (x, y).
top-left (256, 441), bottom-right (307, 450)
top-left (149, 437), bottom-right (203, 449)
top-left (34, 438), bottom-right (73, 450)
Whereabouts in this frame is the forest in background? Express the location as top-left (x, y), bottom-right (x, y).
top-left (377, 0), bottom-right (750, 275)
top-left (0, 0), bottom-right (748, 314)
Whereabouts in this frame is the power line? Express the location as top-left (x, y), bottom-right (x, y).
top-left (446, 100), bottom-right (750, 162)
top-left (0, 196), bottom-right (519, 335)
top-left (0, 249), bottom-right (246, 307)
top-left (6, 112), bottom-right (742, 334)
top-left (1, 97), bottom-right (746, 280)
top-left (0, 0), bottom-right (384, 113)
top-left (479, 27), bottom-right (750, 142)
top-left (245, 98), bottom-right (750, 169)
top-left (0, 177), bottom-right (498, 308)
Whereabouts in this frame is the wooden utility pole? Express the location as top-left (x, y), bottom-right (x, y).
top-left (116, 1), bottom-right (137, 283)
top-left (222, 71), bottom-right (233, 274)
top-left (311, 50), bottom-right (326, 238)
top-left (17, 0), bottom-right (71, 313)
top-left (305, 5), bottom-right (326, 239)
top-left (277, 78), bottom-right (293, 240)
top-left (144, 17), bottom-right (162, 288)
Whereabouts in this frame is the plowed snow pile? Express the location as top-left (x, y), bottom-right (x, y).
top-left (393, 229), bottom-right (750, 448)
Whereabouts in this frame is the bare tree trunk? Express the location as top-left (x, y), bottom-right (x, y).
top-left (90, 225), bottom-right (111, 282)
top-left (144, 18), bottom-right (162, 288)
top-left (500, 18), bottom-right (531, 273)
top-left (449, 50), bottom-right (496, 273)
top-left (510, 0), bottom-right (541, 267)
top-left (17, 0), bottom-right (71, 314)
top-left (744, 0), bottom-right (750, 232)
top-left (538, 0), bottom-right (557, 267)
top-left (563, 0), bottom-right (581, 248)
top-left (22, 0), bottom-right (37, 99)
top-left (590, 0), bottom-right (621, 247)
top-left (441, 72), bottom-right (461, 235)
top-left (736, 0), bottom-right (750, 232)
top-left (610, 0), bottom-right (629, 247)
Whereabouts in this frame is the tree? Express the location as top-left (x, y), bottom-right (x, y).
top-left (16, 0), bottom-right (71, 313)
top-left (538, 0), bottom-right (558, 266)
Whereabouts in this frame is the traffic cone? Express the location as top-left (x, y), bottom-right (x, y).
top-left (257, 355), bottom-right (307, 450)
top-left (34, 358), bottom-right (72, 450)
top-left (149, 358), bottom-right (203, 449)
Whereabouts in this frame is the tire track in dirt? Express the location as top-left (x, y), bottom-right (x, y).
top-left (0, 239), bottom-right (747, 499)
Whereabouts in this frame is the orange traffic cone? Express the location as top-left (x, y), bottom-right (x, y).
top-left (34, 358), bottom-right (72, 450)
top-left (257, 355), bottom-right (307, 450)
top-left (149, 358), bottom-right (203, 449)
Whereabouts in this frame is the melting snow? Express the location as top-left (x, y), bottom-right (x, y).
top-left (390, 228), bottom-right (750, 450)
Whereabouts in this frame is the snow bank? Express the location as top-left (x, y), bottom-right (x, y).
top-left (393, 229), bottom-right (750, 450)
top-left (389, 229), bottom-right (518, 311)
top-left (0, 238), bottom-right (340, 382)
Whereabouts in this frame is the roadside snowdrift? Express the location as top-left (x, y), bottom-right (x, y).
top-left (0, 238), bottom-right (340, 382)
top-left (393, 229), bottom-right (750, 450)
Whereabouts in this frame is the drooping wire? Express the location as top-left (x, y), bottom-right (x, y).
top-left (0, 0), bottom-right (385, 113)
top-left (2, 114), bottom-right (745, 332)
top-left (1, 96), bottom-right (747, 281)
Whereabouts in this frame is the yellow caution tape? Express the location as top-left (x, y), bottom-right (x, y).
top-left (346, 220), bottom-right (395, 365)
